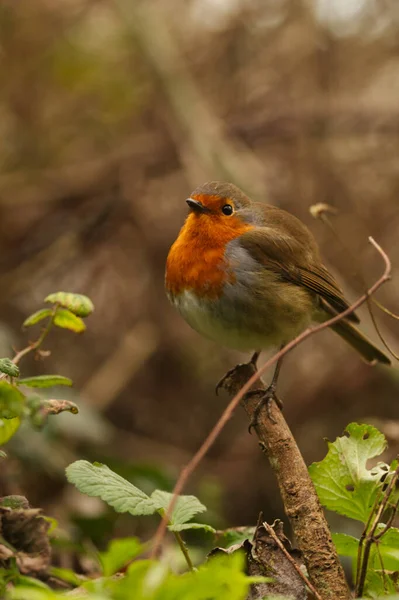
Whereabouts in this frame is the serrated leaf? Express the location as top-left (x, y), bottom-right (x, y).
top-left (151, 490), bottom-right (207, 527)
top-left (66, 460), bottom-right (157, 516)
top-left (18, 375), bottom-right (73, 388)
top-left (0, 358), bottom-right (19, 378)
top-left (45, 292), bottom-right (94, 317)
top-left (53, 308), bottom-right (86, 333)
top-left (23, 309), bottom-right (53, 328)
top-left (0, 417), bottom-right (21, 445)
top-left (0, 382), bottom-right (25, 418)
top-left (168, 522), bottom-right (216, 533)
top-left (309, 423), bottom-right (391, 523)
top-left (99, 537), bottom-right (142, 576)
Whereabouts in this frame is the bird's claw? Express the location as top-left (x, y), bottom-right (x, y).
top-left (245, 387), bottom-right (283, 433)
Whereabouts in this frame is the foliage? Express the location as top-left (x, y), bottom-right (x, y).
top-left (309, 423), bottom-right (399, 597)
top-left (0, 292), bottom-right (93, 445)
top-left (1, 298), bottom-right (399, 599)
top-left (9, 551), bottom-right (262, 600)
top-left (66, 460), bottom-right (215, 534)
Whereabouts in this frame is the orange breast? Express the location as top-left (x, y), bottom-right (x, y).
top-left (165, 213), bottom-right (252, 299)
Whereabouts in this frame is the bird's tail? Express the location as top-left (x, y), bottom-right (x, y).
top-left (330, 319), bottom-right (390, 365)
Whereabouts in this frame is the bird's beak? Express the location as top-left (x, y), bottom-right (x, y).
top-left (186, 198), bottom-right (210, 214)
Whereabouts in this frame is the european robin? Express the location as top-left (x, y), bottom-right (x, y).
top-left (165, 181), bottom-right (390, 426)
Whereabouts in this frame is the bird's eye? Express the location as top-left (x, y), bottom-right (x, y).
top-left (222, 204), bottom-right (233, 216)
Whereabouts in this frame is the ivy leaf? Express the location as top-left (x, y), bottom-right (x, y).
top-left (66, 460), bottom-right (157, 516)
top-left (45, 292), bottom-right (94, 317)
top-left (0, 382), bottom-right (25, 418)
top-left (0, 417), bottom-right (21, 445)
top-left (99, 537), bottom-right (142, 576)
top-left (151, 490), bottom-right (207, 528)
top-left (23, 309), bottom-right (52, 328)
top-left (53, 308), bottom-right (86, 333)
top-left (18, 375), bottom-right (73, 388)
top-left (309, 423), bottom-right (391, 523)
top-left (0, 358), bottom-right (19, 378)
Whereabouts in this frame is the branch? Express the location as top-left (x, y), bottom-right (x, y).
top-left (151, 237), bottom-right (390, 598)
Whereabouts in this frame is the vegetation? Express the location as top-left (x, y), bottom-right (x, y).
top-left (0, 294), bottom-right (398, 598)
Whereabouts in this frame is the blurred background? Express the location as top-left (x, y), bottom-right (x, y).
top-left (1, 0), bottom-right (399, 564)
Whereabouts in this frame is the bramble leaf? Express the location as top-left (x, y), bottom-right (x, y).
top-left (168, 522), bottom-right (216, 533)
top-left (151, 490), bottom-right (208, 529)
top-left (18, 375), bottom-right (73, 388)
top-left (66, 460), bottom-right (157, 516)
top-left (53, 308), bottom-right (86, 333)
top-left (23, 309), bottom-right (53, 328)
top-left (309, 423), bottom-right (392, 523)
top-left (45, 292), bottom-right (94, 317)
top-left (0, 382), bottom-right (25, 418)
top-left (0, 417), bottom-right (21, 445)
top-left (0, 358), bottom-right (19, 378)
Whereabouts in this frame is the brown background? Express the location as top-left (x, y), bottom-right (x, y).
top-left (0, 0), bottom-right (398, 546)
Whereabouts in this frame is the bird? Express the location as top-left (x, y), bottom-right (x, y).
top-left (165, 181), bottom-right (390, 428)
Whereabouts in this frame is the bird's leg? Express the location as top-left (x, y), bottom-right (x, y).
top-left (215, 351), bottom-right (260, 396)
top-left (246, 353), bottom-right (284, 433)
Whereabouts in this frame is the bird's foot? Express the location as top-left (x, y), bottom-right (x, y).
top-left (245, 385), bottom-right (283, 433)
top-left (216, 357), bottom-right (258, 396)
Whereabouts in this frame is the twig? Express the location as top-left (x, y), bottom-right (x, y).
top-left (263, 522), bottom-right (323, 600)
top-left (356, 462), bottom-right (399, 597)
top-left (150, 236), bottom-right (391, 565)
top-left (0, 306), bottom-right (57, 381)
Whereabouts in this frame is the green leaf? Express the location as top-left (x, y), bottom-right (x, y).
top-left (374, 526), bottom-right (399, 571)
top-left (53, 308), bottom-right (86, 333)
top-left (215, 527), bottom-right (256, 548)
top-left (18, 375), bottom-right (73, 388)
top-left (168, 522), bottom-right (216, 533)
top-left (45, 292), bottom-right (94, 317)
top-left (332, 532), bottom-right (359, 558)
top-left (0, 358), bottom-right (19, 378)
top-left (309, 423), bottom-right (391, 522)
top-left (23, 309), bottom-right (52, 328)
top-left (151, 490), bottom-right (207, 527)
top-left (99, 537), bottom-right (142, 576)
top-left (0, 382), bottom-right (25, 418)
top-left (65, 460), bottom-right (157, 516)
top-left (0, 417), bottom-right (21, 445)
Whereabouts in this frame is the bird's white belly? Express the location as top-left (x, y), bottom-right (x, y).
top-left (169, 289), bottom-right (288, 352)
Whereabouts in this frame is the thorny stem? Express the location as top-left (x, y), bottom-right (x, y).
top-left (173, 532), bottom-right (194, 571)
top-left (0, 305), bottom-right (58, 381)
top-left (263, 523), bottom-right (322, 600)
top-left (150, 237), bottom-right (391, 563)
top-left (356, 462), bottom-right (399, 597)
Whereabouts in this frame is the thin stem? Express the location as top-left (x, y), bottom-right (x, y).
top-left (0, 306), bottom-right (58, 381)
top-left (263, 523), bottom-right (322, 600)
top-left (173, 532), bottom-right (194, 571)
top-left (356, 463), bottom-right (399, 597)
top-left (150, 236), bottom-right (391, 561)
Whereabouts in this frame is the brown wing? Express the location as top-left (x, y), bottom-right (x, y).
top-left (239, 227), bottom-right (359, 323)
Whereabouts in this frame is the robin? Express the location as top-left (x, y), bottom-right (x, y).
top-left (165, 181), bottom-right (390, 427)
